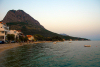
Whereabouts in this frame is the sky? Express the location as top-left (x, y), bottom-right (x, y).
top-left (0, 0), bottom-right (100, 40)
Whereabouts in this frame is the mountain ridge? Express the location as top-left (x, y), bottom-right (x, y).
top-left (3, 10), bottom-right (44, 28)
top-left (60, 33), bottom-right (68, 36)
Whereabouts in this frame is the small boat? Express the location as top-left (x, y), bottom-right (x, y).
top-left (69, 39), bottom-right (72, 43)
top-left (69, 42), bottom-right (71, 43)
top-left (53, 42), bottom-right (56, 44)
top-left (84, 45), bottom-right (91, 47)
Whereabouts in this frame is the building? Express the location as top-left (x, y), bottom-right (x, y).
top-left (63, 39), bottom-right (65, 41)
top-left (17, 30), bottom-right (24, 37)
top-left (0, 22), bottom-right (9, 41)
top-left (7, 30), bottom-right (23, 39)
top-left (26, 35), bottom-right (34, 41)
top-left (0, 21), bottom-right (24, 41)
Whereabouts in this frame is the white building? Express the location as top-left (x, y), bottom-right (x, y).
top-left (0, 22), bottom-right (9, 41)
top-left (7, 30), bottom-right (23, 39)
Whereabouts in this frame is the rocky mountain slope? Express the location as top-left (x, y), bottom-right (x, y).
top-left (3, 10), bottom-right (44, 28)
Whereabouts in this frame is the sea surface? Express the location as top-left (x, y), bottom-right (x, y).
top-left (0, 41), bottom-right (100, 67)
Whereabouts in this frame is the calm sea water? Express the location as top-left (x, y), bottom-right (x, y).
top-left (0, 41), bottom-right (100, 67)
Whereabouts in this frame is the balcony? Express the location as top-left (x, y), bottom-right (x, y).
top-left (3, 25), bottom-right (9, 31)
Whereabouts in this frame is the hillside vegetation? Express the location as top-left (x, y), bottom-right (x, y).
top-left (6, 22), bottom-right (88, 40)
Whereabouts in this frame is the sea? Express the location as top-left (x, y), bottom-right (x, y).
top-left (0, 41), bottom-right (100, 67)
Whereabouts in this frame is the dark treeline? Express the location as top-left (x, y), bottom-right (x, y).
top-left (6, 34), bottom-right (63, 43)
top-left (34, 34), bottom-right (63, 41)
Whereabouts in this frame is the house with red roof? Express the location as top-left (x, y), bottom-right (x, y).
top-left (26, 35), bottom-right (34, 41)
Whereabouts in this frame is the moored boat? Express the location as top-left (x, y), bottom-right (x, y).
top-left (53, 42), bottom-right (56, 44)
top-left (84, 45), bottom-right (91, 47)
top-left (69, 42), bottom-right (71, 43)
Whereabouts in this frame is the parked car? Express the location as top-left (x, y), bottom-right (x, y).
top-left (11, 41), bottom-right (15, 43)
top-left (0, 41), bottom-right (5, 44)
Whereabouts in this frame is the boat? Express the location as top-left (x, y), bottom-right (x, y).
top-left (69, 42), bottom-right (71, 43)
top-left (53, 42), bottom-right (56, 44)
top-left (84, 45), bottom-right (91, 47)
top-left (69, 39), bottom-right (72, 43)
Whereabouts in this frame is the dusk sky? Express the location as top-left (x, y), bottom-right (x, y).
top-left (0, 0), bottom-right (100, 40)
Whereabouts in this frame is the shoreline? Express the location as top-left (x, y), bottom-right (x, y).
top-left (0, 43), bottom-right (27, 54)
top-left (0, 41), bottom-right (54, 54)
top-left (0, 40), bottom-right (91, 54)
top-left (1, 40), bottom-right (92, 54)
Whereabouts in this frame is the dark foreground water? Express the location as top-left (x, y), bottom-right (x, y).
top-left (0, 41), bottom-right (100, 67)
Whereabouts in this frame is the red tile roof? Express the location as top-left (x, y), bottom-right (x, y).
top-left (17, 30), bottom-right (21, 32)
top-left (0, 22), bottom-right (3, 23)
top-left (27, 35), bottom-right (32, 38)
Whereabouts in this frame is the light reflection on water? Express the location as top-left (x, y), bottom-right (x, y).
top-left (0, 41), bottom-right (100, 67)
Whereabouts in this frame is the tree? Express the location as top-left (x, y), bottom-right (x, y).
top-left (16, 36), bottom-right (19, 42)
top-left (19, 36), bottom-right (24, 42)
top-left (18, 36), bottom-right (28, 42)
top-left (6, 34), bottom-right (15, 42)
top-left (24, 36), bottom-right (28, 42)
top-left (34, 34), bottom-right (44, 41)
top-left (51, 36), bottom-right (63, 41)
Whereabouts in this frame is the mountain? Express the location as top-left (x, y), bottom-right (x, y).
top-left (3, 10), bottom-right (44, 28)
top-left (60, 33), bottom-right (68, 36)
top-left (2, 10), bottom-right (63, 37)
top-left (2, 10), bottom-right (89, 40)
